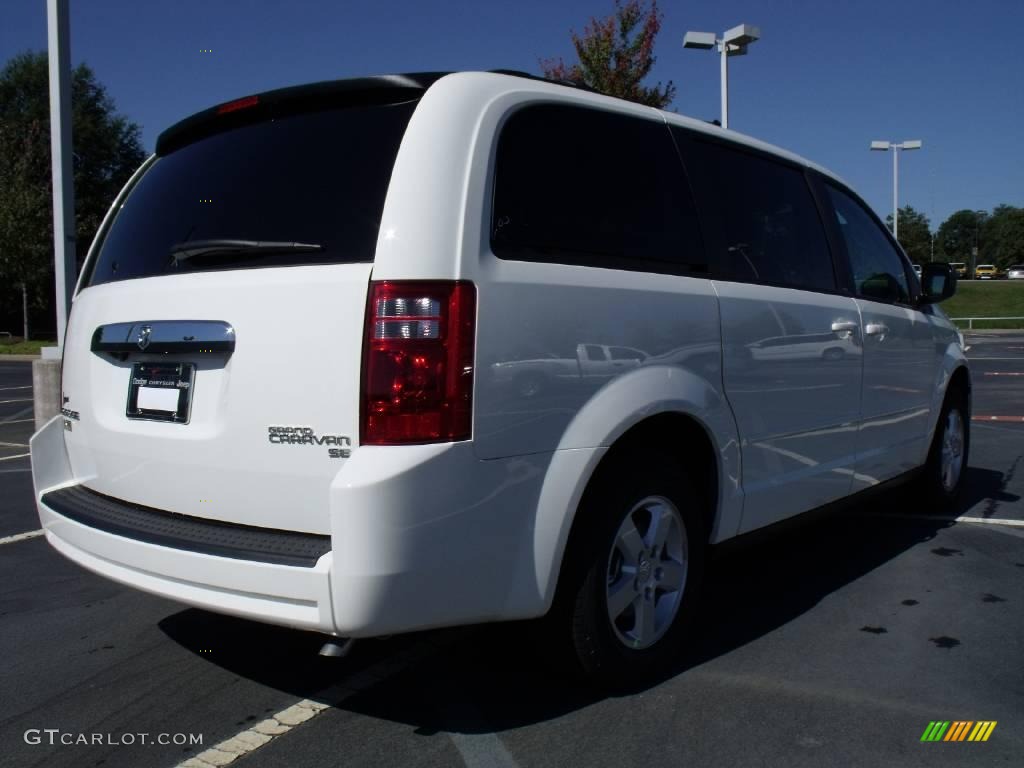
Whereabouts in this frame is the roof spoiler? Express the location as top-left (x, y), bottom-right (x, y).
top-left (155, 72), bottom-right (450, 156)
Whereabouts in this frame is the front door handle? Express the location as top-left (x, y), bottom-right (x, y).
top-left (865, 323), bottom-right (889, 337)
top-left (831, 321), bottom-right (858, 338)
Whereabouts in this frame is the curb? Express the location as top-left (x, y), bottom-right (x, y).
top-left (0, 355), bottom-right (42, 361)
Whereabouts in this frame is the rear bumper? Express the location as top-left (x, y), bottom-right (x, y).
top-left (32, 416), bottom-right (337, 632)
top-left (31, 415), bottom-right (562, 637)
top-left (41, 485), bottom-right (332, 567)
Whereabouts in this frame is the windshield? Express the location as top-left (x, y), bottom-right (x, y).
top-left (86, 100), bottom-right (416, 286)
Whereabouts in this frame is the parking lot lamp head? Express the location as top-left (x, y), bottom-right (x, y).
top-left (682, 31), bottom-right (716, 50)
top-left (682, 24), bottom-right (760, 129)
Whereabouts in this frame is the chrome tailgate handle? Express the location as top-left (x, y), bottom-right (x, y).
top-left (91, 321), bottom-right (235, 357)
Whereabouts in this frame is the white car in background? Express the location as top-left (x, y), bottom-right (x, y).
top-left (30, 70), bottom-right (971, 686)
top-left (1007, 265), bottom-right (1024, 280)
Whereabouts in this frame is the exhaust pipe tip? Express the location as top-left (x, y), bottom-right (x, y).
top-left (318, 638), bottom-right (355, 658)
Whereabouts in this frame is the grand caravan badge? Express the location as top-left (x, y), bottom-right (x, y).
top-left (268, 426), bottom-right (352, 458)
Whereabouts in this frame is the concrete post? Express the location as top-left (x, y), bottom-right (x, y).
top-left (33, 359), bottom-right (63, 432)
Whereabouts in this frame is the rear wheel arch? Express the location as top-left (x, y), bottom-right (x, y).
top-left (539, 413), bottom-right (716, 684)
top-left (550, 412), bottom-right (719, 597)
top-left (592, 413), bottom-right (718, 540)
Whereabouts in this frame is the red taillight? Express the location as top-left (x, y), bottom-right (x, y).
top-left (361, 281), bottom-right (476, 445)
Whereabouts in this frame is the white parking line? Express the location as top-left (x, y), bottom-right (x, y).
top-left (449, 732), bottom-right (521, 768)
top-left (0, 453), bottom-right (30, 462)
top-left (974, 422), bottom-right (1024, 434)
top-left (0, 398), bottom-right (33, 404)
top-left (956, 516), bottom-right (1024, 527)
top-left (0, 385), bottom-right (31, 392)
top-left (0, 529), bottom-right (44, 546)
top-left (0, 441), bottom-right (28, 448)
top-left (176, 634), bottom-right (459, 768)
top-left (0, 418), bottom-right (33, 425)
top-left (1, 407), bottom-right (34, 423)
top-left (877, 513), bottom-right (1024, 528)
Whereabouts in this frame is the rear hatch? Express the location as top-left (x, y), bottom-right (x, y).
top-left (61, 77), bottom-right (434, 534)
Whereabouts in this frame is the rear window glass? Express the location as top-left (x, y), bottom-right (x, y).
top-left (87, 101), bottom-right (417, 286)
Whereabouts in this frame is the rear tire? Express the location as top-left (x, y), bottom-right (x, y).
top-left (920, 384), bottom-right (969, 511)
top-left (545, 454), bottom-right (706, 689)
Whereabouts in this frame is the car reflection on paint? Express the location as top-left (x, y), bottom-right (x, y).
top-left (747, 331), bottom-right (858, 362)
top-left (490, 343), bottom-right (647, 397)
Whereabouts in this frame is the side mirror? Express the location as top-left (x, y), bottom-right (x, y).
top-left (919, 263), bottom-right (957, 304)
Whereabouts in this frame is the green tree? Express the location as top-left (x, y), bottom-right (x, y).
top-left (0, 118), bottom-right (51, 336)
top-left (982, 205), bottom-right (1024, 269)
top-left (540, 0), bottom-right (675, 108)
top-left (885, 205), bottom-right (932, 264)
top-left (0, 52), bottom-right (145, 336)
top-left (937, 209), bottom-right (987, 266)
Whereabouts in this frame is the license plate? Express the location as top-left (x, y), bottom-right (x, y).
top-left (126, 362), bottom-right (195, 423)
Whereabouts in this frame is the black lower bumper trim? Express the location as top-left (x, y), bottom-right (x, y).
top-left (42, 485), bottom-right (331, 568)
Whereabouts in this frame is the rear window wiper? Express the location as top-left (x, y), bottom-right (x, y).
top-left (168, 239), bottom-right (323, 269)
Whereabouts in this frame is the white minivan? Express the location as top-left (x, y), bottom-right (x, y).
top-left (31, 71), bottom-right (969, 685)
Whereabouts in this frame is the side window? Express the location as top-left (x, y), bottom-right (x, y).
top-left (676, 132), bottom-right (836, 293)
top-left (609, 346), bottom-right (645, 361)
top-left (491, 105), bottom-right (707, 274)
top-left (582, 344), bottom-right (605, 360)
top-left (825, 185), bottom-right (910, 304)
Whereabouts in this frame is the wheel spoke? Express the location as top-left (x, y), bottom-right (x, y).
top-left (657, 559), bottom-right (686, 592)
top-left (646, 504), bottom-right (674, 551)
top-left (634, 594), bottom-right (656, 643)
top-left (607, 575), bottom-right (638, 621)
top-left (617, 526), bottom-right (645, 561)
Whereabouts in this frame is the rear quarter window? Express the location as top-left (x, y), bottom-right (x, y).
top-left (490, 104), bottom-right (707, 276)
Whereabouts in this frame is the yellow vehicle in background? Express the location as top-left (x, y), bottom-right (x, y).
top-left (975, 264), bottom-right (997, 280)
top-left (950, 262), bottom-right (968, 278)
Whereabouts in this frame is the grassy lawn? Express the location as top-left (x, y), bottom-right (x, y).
top-left (0, 338), bottom-right (54, 355)
top-left (942, 281), bottom-right (1024, 329)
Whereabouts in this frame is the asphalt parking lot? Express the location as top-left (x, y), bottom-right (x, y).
top-left (1, 335), bottom-right (1021, 768)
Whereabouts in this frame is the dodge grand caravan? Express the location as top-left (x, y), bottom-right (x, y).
top-left (31, 71), bottom-right (970, 684)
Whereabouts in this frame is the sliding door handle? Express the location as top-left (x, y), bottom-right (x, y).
top-left (865, 323), bottom-right (889, 337)
top-left (831, 321), bottom-right (858, 338)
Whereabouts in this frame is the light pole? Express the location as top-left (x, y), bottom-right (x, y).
top-left (972, 209), bottom-right (986, 278)
top-left (683, 24), bottom-right (761, 129)
top-left (870, 140), bottom-right (922, 240)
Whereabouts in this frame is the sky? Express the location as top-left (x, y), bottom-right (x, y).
top-left (2, 0), bottom-right (1022, 232)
